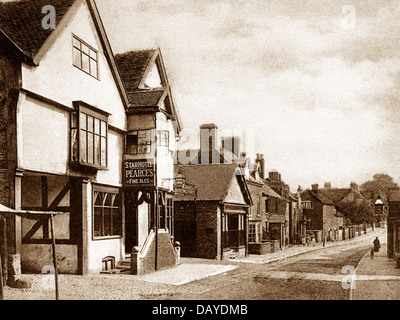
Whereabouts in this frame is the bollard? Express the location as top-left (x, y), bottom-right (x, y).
top-left (131, 246), bottom-right (140, 275)
top-left (174, 241), bottom-right (181, 265)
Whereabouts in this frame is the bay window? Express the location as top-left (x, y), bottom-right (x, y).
top-left (71, 102), bottom-right (109, 169)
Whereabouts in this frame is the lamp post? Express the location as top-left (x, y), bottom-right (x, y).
top-left (374, 195), bottom-right (384, 227)
top-left (323, 217), bottom-right (326, 247)
top-left (374, 195), bottom-right (384, 215)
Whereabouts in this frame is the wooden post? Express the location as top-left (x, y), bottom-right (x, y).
top-left (50, 213), bottom-right (59, 300)
top-left (0, 215), bottom-right (6, 300)
top-left (0, 242), bottom-right (3, 301)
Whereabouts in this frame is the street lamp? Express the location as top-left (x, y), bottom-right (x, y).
top-left (374, 195), bottom-right (384, 215)
top-left (323, 217), bottom-right (326, 247)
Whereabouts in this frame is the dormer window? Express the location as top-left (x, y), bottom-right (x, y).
top-left (73, 35), bottom-right (99, 79)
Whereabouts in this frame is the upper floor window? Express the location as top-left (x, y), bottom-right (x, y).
top-left (73, 35), bottom-right (99, 79)
top-left (157, 131), bottom-right (169, 147)
top-left (302, 201), bottom-right (314, 209)
top-left (71, 102), bottom-right (109, 169)
top-left (126, 130), bottom-right (152, 155)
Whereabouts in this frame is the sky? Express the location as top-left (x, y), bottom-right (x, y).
top-left (97, 0), bottom-right (400, 190)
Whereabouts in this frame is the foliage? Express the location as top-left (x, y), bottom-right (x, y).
top-left (337, 199), bottom-right (375, 224)
top-left (360, 173), bottom-right (397, 200)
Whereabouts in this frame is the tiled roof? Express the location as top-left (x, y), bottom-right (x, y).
top-left (174, 164), bottom-right (244, 202)
top-left (303, 189), bottom-right (335, 206)
top-left (320, 188), bottom-right (352, 204)
top-left (115, 49), bottom-right (156, 93)
top-left (127, 89), bottom-right (165, 107)
top-left (262, 184), bottom-right (282, 199)
top-left (389, 190), bottom-right (400, 202)
top-left (0, 0), bottom-right (76, 58)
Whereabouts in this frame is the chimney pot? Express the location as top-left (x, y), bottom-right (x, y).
top-left (312, 184), bottom-right (319, 192)
top-left (200, 124), bottom-right (219, 164)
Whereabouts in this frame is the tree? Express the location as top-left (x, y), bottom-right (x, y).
top-left (360, 174), bottom-right (397, 200)
top-left (337, 200), bottom-right (375, 224)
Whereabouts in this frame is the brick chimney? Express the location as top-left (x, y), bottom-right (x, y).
top-left (312, 184), bottom-right (319, 192)
top-left (269, 170), bottom-right (280, 181)
top-left (350, 182), bottom-right (359, 191)
top-left (255, 154), bottom-right (266, 179)
top-left (221, 136), bottom-right (241, 159)
top-left (324, 182), bottom-right (331, 190)
top-left (200, 124), bottom-right (219, 164)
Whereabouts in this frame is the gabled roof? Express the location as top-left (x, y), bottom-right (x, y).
top-left (115, 48), bottom-right (182, 131)
top-left (115, 49), bottom-right (156, 93)
top-left (127, 89), bottom-right (166, 108)
top-left (262, 184), bottom-right (283, 199)
top-left (0, 0), bottom-right (129, 107)
top-left (174, 164), bottom-right (252, 205)
top-left (303, 189), bottom-right (335, 206)
top-left (321, 188), bottom-right (352, 204)
top-left (0, 0), bottom-right (75, 59)
top-left (321, 188), bottom-right (363, 205)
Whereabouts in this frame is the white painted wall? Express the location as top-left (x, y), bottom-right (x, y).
top-left (21, 0), bottom-right (126, 131)
top-left (156, 112), bottom-right (177, 191)
top-left (138, 201), bottom-right (149, 248)
top-left (85, 182), bottom-right (123, 273)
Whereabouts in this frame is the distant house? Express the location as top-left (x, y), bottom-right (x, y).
top-left (388, 189), bottom-right (400, 259)
top-left (302, 184), bottom-right (343, 242)
top-left (173, 163), bottom-right (252, 260)
top-left (321, 182), bottom-right (365, 206)
top-left (265, 171), bottom-right (291, 246)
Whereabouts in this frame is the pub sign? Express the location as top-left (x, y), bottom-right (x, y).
top-left (124, 159), bottom-right (155, 187)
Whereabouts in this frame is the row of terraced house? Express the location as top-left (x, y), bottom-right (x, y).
top-left (0, 0), bottom-right (372, 280)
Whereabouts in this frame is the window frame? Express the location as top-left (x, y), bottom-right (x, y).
top-left (302, 201), bottom-right (314, 209)
top-left (92, 185), bottom-right (122, 240)
top-left (72, 34), bottom-right (99, 80)
top-left (125, 129), bottom-right (153, 155)
top-left (70, 101), bottom-right (109, 170)
top-left (157, 130), bottom-right (169, 148)
top-left (249, 223), bottom-right (256, 243)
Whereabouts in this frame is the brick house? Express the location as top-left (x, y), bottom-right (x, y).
top-left (302, 184), bottom-right (343, 242)
top-left (173, 163), bottom-right (252, 260)
top-left (387, 190), bottom-right (400, 259)
top-left (264, 171), bottom-right (292, 246)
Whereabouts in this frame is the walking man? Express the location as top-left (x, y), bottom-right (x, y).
top-left (373, 237), bottom-right (381, 253)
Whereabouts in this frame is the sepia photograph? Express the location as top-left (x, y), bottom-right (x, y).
top-left (0, 0), bottom-right (399, 310)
